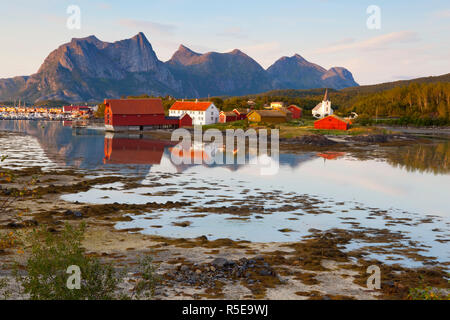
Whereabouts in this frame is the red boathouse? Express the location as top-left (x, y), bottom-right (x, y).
top-left (104, 98), bottom-right (192, 131)
top-left (314, 115), bottom-right (349, 130)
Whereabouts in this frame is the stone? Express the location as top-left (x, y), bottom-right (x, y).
top-left (259, 269), bottom-right (272, 276)
top-left (73, 211), bottom-right (83, 218)
top-left (180, 265), bottom-right (189, 272)
top-left (211, 257), bottom-right (230, 268)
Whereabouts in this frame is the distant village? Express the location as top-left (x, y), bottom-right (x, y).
top-left (0, 89), bottom-right (355, 131)
top-left (104, 89), bottom-right (353, 131)
top-left (0, 105), bottom-right (94, 121)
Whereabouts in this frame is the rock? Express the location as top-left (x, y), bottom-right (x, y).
top-left (382, 280), bottom-right (395, 288)
top-left (281, 135), bottom-right (337, 146)
top-left (64, 210), bottom-right (74, 216)
top-left (195, 269), bottom-right (202, 275)
top-left (259, 269), bottom-right (272, 276)
top-left (7, 222), bottom-right (23, 229)
top-left (211, 257), bottom-right (232, 268)
top-left (24, 219), bottom-right (38, 227)
top-left (180, 265), bottom-right (189, 272)
top-left (73, 211), bottom-right (83, 218)
top-left (346, 134), bottom-right (389, 143)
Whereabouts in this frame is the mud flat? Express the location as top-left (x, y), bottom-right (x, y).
top-left (1, 168), bottom-right (448, 300)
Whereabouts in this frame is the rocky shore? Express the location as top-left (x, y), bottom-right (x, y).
top-left (1, 164), bottom-right (448, 300)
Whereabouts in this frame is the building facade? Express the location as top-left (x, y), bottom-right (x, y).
top-left (314, 115), bottom-right (349, 130)
top-left (287, 105), bottom-right (302, 119)
top-left (270, 102), bottom-right (285, 109)
top-left (219, 111), bottom-right (238, 123)
top-left (233, 108), bottom-right (250, 120)
top-left (169, 100), bottom-right (219, 125)
top-left (247, 110), bottom-right (287, 123)
top-left (312, 89), bottom-right (333, 119)
top-left (104, 98), bottom-right (192, 131)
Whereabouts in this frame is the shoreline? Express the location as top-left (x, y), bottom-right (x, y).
top-left (1, 166), bottom-right (448, 300)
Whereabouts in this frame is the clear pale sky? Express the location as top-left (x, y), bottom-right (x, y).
top-left (1, 0), bottom-right (449, 85)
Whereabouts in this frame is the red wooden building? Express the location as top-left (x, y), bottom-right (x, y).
top-left (219, 111), bottom-right (238, 123)
top-left (63, 105), bottom-right (92, 113)
top-left (287, 105), bottom-right (302, 119)
top-left (104, 98), bottom-right (192, 131)
top-left (233, 108), bottom-right (250, 120)
top-left (314, 115), bottom-right (349, 130)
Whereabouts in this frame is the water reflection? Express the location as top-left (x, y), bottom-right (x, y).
top-left (0, 120), bottom-right (449, 175)
top-left (104, 135), bottom-right (171, 165)
top-left (1, 120), bottom-right (449, 265)
top-left (385, 142), bottom-right (449, 174)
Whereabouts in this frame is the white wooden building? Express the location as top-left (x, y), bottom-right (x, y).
top-left (169, 100), bottom-right (219, 125)
top-left (312, 89), bottom-right (334, 119)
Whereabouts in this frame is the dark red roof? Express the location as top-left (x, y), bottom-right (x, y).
top-left (104, 99), bottom-right (164, 115)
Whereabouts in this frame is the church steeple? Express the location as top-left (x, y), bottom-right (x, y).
top-left (323, 88), bottom-right (328, 101)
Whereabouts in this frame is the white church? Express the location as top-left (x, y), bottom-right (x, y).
top-left (312, 89), bottom-right (334, 119)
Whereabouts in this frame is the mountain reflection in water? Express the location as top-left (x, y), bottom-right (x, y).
top-left (0, 120), bottom-right (448, 175)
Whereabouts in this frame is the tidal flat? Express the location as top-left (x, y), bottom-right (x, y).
top-left (0, 120), bottom-right (449, 299)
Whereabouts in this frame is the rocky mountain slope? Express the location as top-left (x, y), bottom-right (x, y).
top-left (166, 45), bottom-right (273, 97)
top-left (267, 54), bottom-right (358, 90)
top-left (0, 33), bottom-right (358, 103)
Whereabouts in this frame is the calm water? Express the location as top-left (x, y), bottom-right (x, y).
top-left (0, 120), bottom-right (449, 268)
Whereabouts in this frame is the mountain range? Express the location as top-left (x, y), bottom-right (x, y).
top-left (0, 32), bottom-right (358, 103)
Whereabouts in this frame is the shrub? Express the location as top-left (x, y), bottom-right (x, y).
top-left (408, 286), bottom-right (449, 300)
top-left (408, 276), bottom-right (449, 300)
top-left (133, 255), bottom-right (160, 299)
top-left (16, 223), bottom-right (125, 300)
top-left (0, 231), bottom-right (20, 251)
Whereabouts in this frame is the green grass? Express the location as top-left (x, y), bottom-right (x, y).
top-left (201, 118), bottom-right (388, 139)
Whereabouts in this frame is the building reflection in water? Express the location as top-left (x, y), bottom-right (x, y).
top-left (104, 134), bottom-right (172, 165)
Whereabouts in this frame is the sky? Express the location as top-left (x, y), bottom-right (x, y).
top-left (0, 0), bottom-right (449, 85)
